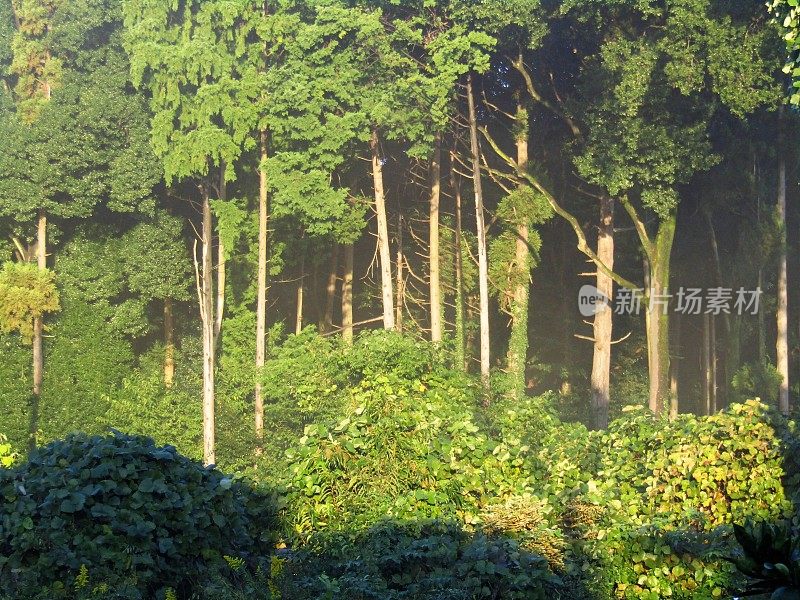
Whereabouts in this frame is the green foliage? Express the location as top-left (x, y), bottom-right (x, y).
top-left (0, 433), bottom-right (16, 467)
top-left (732, 361), bottom-right (783, 405)
top-left (731, 520), bottom-right (800, 599)
top-left (0, 262), bottom-right (60, 342)
top-left (0, 432), bottom-right (277, 598)
top-left (277, 520), bottom-right (561, 600)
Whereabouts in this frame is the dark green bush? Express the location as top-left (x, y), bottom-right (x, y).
top-left (277, 519), bottom-right (562, 600)
top-left (0, 432), bottom-right (277, 598)
top-left (730, 520), bottom-right (800, 599)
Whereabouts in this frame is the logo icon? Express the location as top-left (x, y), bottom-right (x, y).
top-left (578, 284), bottom-right (610, 317)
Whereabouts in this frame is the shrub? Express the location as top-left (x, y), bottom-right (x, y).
top-left (730, 520), bottom-right (800, 599)
top-left (277, 519), bottom-right (562, 600)
top-left (0, 432), bottom-right (277, 598)
top-left (0, 434), bottom-right (16, 468)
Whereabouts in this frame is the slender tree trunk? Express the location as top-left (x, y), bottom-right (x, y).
top-left (703, 312), bottom-right (711, 415)
top-left (200, 189), bottom-right (216, 465)
top-left (467, 73), bottom-right (491, 393)
top-left (670, 310), bottom-right (680, 419)
top-left (451, 148), bottom-right (466, 371)
top-left (342, 243), bottom-right (354, 344)
top-left (164, 297), bottom-right (175, 388)
top-left (254, 131), bottom-right (268, 440)
top-left (777, 136), bottom-right (789, 414)
top-left (396, 213), bottom-right (404, 332)
top-left (322, 245), bottom-right (339, 333)
top-left (295, 254), bottom-right (305, 335)
top-left (644, 214), bottom-right (675, 416)
top-left (370, 128), bottom-right (395, 330)
top-left (710, 314), bottom-right (717, 414)
top-left (429, 133), bottom-right (442, 342)
top-left (32, 209), bottom-right (46, 398)
top-left (507, 100), bottom-right (531, 399)
top-left (706, 212), bottom-right (733, 406)
top-left (591, 196), bottom-right (614, 429)
top-left (215, 165), bottom-right (226, 343)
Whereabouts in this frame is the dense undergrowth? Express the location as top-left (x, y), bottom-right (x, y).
top-left (1, 331), bottom-right (798, 599)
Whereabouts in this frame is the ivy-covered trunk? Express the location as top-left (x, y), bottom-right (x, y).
top-left (506, 101), bottom-right (530, 399)
top-left (370, 127), bottom-right (395, 331)
top-left (590, 196), bottom-right (614, 429)
top-left (645, 213), bottom-right (675, 416)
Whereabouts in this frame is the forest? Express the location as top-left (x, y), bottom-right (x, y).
top-left (1, 0), bottom-right (800, 598)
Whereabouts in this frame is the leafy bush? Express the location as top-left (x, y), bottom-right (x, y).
top-left (0, 434), bottom-right (16, 467)
top-left (557, 401), bottom-right (794, 599)
top-left (0, 432), bottom-right (277, 598)
top-left (277, 519), bottom-right (562, 600)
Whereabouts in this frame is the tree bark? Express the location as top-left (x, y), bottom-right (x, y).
top-left (396, 213), bottom-right (404, 332)
top-left (295, 254), bottom-right (305, 335)
top-left (467, 73), bottom-right (491, 393)
top-left (703, 312), bottom-right (711, 415)
top-left (254, 130), bottom-right (268, 440)
top-left (200, 189), bottom-right (216, 465)
top-left (669, 310), bottom-right (680, 419)
top-left (777, 132), bottom-right (789, 415)
top-left (507, 99), bottom-right (531, 399)
top-left (710, 314), bottom-right (717, 414)
top-left (591, 196), bottom-right (614, 429)
top-left (342, 243), bottom-right (354, 344)
top-left (644, 214), bottom-right (675, 416)
top-left (164, 297), bottom-right (175, 388)
top-left (450, 148), bottom-right (466, 371)
top-left (370, 127), bottom-right (395, 330)
top-left (429, 133), bottom-right (442, 342)
top-left (321, 244), bottom-right (339, 334)
top-left (32, 209), bottom-right (46, 399)
top-left (214, 164), bottom-right (226, 343)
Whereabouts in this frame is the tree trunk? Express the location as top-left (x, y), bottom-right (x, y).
top-left (451, 148), bottom-right (466, 371)
top-left (32, 209), bottom-right (46, 399)
top-left (429, 133), bottom-right (442, 342)
top-left (507, 100), bottom-right (531, 400)
top-left (710, 314), bottom-right (717, 414)
top-left (703, 312), bottom-right (711, 415)
top-left (342, 243), bottom-right (354, 344)
top-left (669, 310), bottom-right (680, 419)
top-left (295, 254), bottom-right (305, 335)
top-left (396, 213), bottom-right (405, 332)
top-left (645, 214), bottom-right (675, 416)
top-left (777, 140), bottom-right (789, 414)
top-left (215, 164), bottom-right (226, 343)
top-left (164, 297), bottom-right (175, 388)
top-left (321, 244), bottom-right (339, 334)
top-left (370, 127), bottom-right (395, 330)
top-left (590, 196), bottom-right (614, 429)
top-left (467, 73), bottom-right (491, 393)
top-left (200, 189), bottom-right (216, 465)
top-left (254, 131), bottom-right (268, 440)
top-left (706, 212), bottom-right (733, 406)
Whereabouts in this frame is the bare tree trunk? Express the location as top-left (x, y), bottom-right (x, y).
top-left (370, 128), bottom-right (395, 330)
top-left (451, 148), bottom-right (466, 371)
top-left (254, 131), bottom-right (268, 440)
top-left (322, 245), bottom-right (339, 333)
top-left (215, 165), bottom-right (226, 343)
top-left (705, 212), bottom-right (733, 406)
top-left (669, 310), bottom-right (680, 419)
top-left (710, 314), bottom-right (717, 414)
top-left (295, 254), bottom-right (305, 335)
top-left (342, 243), bottom-right (354, 344)
top-left (199, 189), bottom-right (216, 465)
top-left (507, 99), bottom-right (531, 399)
top-left (467, 73), bottom-right (491, 393)
top-left (703, 312), bottom-right (711, 415)
top-left (396, 213), bottom-right (404, 332)
top-left (164, 297), bottom-right (175, 388)
top-left (777, 136), bottom-right (789, 415)
top-left (32, 209), bottom-right (46, 398)
top-left (591, 196), bottom-right (614, 429)
top-left (429, 133), bottom-right (442, 342)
